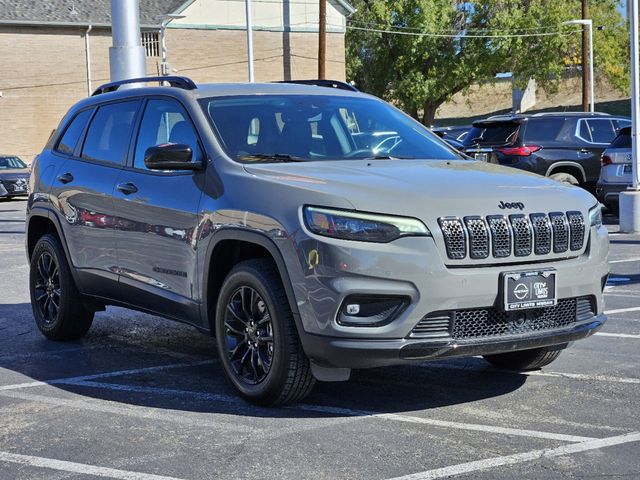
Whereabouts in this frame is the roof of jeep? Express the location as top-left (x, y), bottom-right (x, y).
top-left (193, 82), bottom-right (366, 99)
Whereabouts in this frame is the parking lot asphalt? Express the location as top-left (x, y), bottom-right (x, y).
top-left (0, 198), bottom-right (639, 480)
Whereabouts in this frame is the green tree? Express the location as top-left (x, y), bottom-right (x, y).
top-left (346, 0), bottom-right (630, 125)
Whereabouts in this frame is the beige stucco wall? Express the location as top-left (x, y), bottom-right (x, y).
top-left (0, 25), bottom-right (345, 162)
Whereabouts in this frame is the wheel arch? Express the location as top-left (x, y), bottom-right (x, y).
top-left (201, 229), bottom-right (302, 336)
top-left (545, 162), bottom-right (587, 184)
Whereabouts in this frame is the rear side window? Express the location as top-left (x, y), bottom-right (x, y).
top-left (463, 123), bottom-right (519, 146)
top-left (56, 109), bottom-right (92, 155)
top-left (581, 119), bottom-right (616, 144)
top-left (522, 118), bottom-right (568, 143)
top-left (81, 101), bottom-right (139, 165)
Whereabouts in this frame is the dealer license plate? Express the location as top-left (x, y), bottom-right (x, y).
top-left (502, 270), bottom-right (557, 311)
top-left (623, 164), bottom-right (632, 174)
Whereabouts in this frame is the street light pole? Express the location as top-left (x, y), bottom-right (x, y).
top-left (158, 14), bottom-right (185, 76)
top-left (562, 19), bottom-right (595, 113)
top-left (245, 0), bottom-right (255, 82)
top-left (619, 0), bottom-right (640, 232)
top-left (109, 0), bottom-right (146, 82)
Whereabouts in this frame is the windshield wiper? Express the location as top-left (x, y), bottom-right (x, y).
top-left (238, 153), bottom-right (307, 163)
top-left (363, 155), bottom-right (414, 160)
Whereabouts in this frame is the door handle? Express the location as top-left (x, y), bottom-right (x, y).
top-left (116, 182), bottom-right (138, 195)
top-left (56, 172), bottom-right (74, 184)
top-left (578, 149), bottom-right (591, 154)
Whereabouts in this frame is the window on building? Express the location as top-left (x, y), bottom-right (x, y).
top-left (142, 31), bottom-right (160, 57)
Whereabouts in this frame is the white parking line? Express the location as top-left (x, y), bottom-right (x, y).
top-left (596, 332), bottom-right (640, 339)
top-left (57, 380), bottom-right (595, 443)
top-left (0, 360), bottom-right (215, 392)
top-left (609, 257), bottom-right (640, 264)
top-left (604, 306), bottom-right (640, 315)
top-left (0, 451), bottom-right (187, 480)
top-left (386, 431), bottom-right (640, 480)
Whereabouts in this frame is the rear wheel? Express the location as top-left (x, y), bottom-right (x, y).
top-left (29, 234), bottom-right (93, 340)
top-left (215, 258), bottom-right (315, 406)
top-left (483, 344), bottom-right (565, 371)
top-left (550, 172), bottom-right (579, 186)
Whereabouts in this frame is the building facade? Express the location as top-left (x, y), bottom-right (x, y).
top-left (0, 0), bottom-right (353, 161)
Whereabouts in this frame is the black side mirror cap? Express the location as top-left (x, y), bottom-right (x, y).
top-left (144, 143), bottom-right (202, 171)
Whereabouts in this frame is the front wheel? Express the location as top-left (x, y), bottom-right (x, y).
top-left (483, 344), bottom-right (566, 371)
top-left (215, 258), bottom-right (315, 406)
top-left (29, 234), bottom-right (94, 340)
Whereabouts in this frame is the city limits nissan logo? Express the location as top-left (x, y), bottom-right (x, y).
top-left (498, 201), bottom-right (525, 210)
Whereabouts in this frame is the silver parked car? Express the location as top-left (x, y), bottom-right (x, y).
top-left (26, 77), bottom-right (609, 405)
top-left (596, 127), bottom-right (632, 213)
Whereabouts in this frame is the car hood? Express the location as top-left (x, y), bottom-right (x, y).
top-left (244, 159), bottom-right (597, 220)
top-left (0, 169), bottom-right (30, 180)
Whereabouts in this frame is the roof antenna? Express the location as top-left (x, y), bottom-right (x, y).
top-left (69, 2), bottom-right (78, 16)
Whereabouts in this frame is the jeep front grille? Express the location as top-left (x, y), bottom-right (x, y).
top-left (409, 296), bottom-right (595, 340)
top-left (438, 212), bottom-right (585, 261)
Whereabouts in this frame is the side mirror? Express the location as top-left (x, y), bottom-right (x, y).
top-left (144, 143), bottom-right (202, 171)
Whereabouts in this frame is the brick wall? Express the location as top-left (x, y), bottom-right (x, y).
top-left (0, 25), bottom-right (345, 162)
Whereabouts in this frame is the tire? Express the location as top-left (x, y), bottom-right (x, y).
top-left (550, 172), bottom-right (580, 186)
top-left (215, 258), bottom-right (315, 406)
top-left (483, 344), bottom-right (566, 371)
top-left (29, 234), bottom-right (93, 340)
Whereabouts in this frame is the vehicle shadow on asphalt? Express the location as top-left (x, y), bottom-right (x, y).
top-left (0, 303), bottom-right (527, 417)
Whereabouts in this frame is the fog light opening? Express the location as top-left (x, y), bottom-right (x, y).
top-left (337, 295), bottom-right (410, 327)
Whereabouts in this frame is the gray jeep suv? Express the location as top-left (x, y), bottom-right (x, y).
top-left (26, 77), bottom-right (609, 405)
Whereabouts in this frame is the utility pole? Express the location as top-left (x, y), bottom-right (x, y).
top-left (581, 0), bottom-right (589, 112)
top-left (109, 0), bottom-right (146, 82)
top-left (318, 0), bottom-right (326, 79)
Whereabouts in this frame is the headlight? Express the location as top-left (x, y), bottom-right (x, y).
top-left (303, 206), bottom-right (431, 243)
top-left (589, 204), bottom-right (603, 228)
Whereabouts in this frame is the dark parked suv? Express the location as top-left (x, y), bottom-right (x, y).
top-left (462, 113), bottom-right (630, 186)
top-left (26, 77), bottom-right (608, 405)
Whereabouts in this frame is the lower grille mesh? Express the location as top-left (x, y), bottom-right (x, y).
top-left (410, 296), bottom-right (595, 340)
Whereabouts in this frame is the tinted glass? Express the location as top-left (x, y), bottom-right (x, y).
top-left (614, 119), bottom-right (631, 134)
top-left (57, 109), bottom-right (92, 155)
top-left (81, 101), bottom-right (139, 165)
top-left (585, 119), bottom-right (615, 143)
top-left (463, 124), bottom-right (519, 146)
top-left (0, 157), bottom-right (27, 169)
top-left (522, 118), bottom-right (567, 143)
top-left (134, 99), bottom-right (201, 169)
top-left (203, 95), bottom-right (459, 162)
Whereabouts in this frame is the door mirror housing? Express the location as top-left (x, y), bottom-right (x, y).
top-left (144, 143), bottom-right (202, 171)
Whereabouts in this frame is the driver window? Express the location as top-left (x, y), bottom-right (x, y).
top-left (134, 99), bottom-right (201, 170)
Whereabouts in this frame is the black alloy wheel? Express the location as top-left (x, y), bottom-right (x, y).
top-left (224, 286), bottom-right (274, 384)
top-left (33, 252), bottom-right (61, 324)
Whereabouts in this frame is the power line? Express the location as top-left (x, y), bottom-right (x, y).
top-left (347, 19), bottom-right (571, 34)
top-left (342, 24), bottom-right (580, 39)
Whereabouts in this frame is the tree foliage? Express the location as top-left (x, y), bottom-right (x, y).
top-left (346, 0), bottom-right (630, 125)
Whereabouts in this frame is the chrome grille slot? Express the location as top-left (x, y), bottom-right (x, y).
top-left (530, 213), bottom-right (552, 255)
top-left (567, 211), bottom-right (586, 251)
top-left (487, 215), bottom-right (511, 258)
top-left (438, 217), bottom-right (466, 260)
top-left (509, 214), bottom-right (533, 257)
top-left (549, 212), bottom-right (569, 253)
top-left (464, 216), bottom-right (490, 259)
top-left (410, 313), bottom-right (451, 338)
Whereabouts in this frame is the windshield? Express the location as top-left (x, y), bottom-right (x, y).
top-left (0, 157), bottom-right (27, 169)
top-left (201, 95), bottom-right (460, 162)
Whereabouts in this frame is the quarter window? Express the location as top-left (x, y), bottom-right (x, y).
top-left (133, 99), bottom-right (201, 170)
top-left (584, 119), bottom-right (616, 144)
top-left (81, 101), bottom-right (139, 165)
top-left (56, 109), bottom-right (93, 155)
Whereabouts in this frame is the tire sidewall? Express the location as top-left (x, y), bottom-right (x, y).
top-left (215, 266), bottom-right (290, 401)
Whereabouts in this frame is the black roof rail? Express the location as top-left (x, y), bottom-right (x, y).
top-left (277, 79), bottom-right (359, 92)
top-left (92, 76), bottom-right (197, 96)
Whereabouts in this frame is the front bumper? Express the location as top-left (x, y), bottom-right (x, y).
top-left (303, 315), bottom-right (605, 368)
